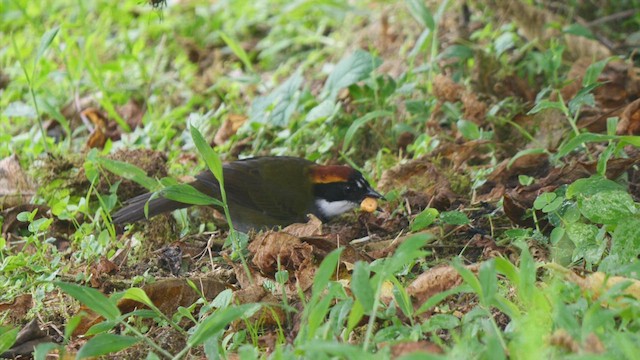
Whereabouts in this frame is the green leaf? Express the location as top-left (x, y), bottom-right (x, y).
top-left (583, 58), bottom-right (611, 86)
top-left (161, 184), bottom-right (223, 207)
top-left (566, 222), bottom-right (605, 264)
top-left (190, 125), bottom-right (224, 184)
top-left (478, 260), bottom-right (497, 306)
top-left (96, 157), bottom-right (158, 191)
top-left (218, 31), bottom-right (253, 72)
top-left (411, 208), bottom-right (439, 231)
top-left (188, 304), bottom-right (261, 346)
top-left (55, 282), bottom-right (120, 321)
top-left (0, 327), bottom-right (18, 354)
top-left (76, 333), bottom-right (140, 359)
top-left (346, 299), bottom-right (364, 335)
top-left (405, 0), bottom-right (435, 29)
top-left (342, 110), bottom-right (392, 151)
top-left (566, 175), bottom-right (625, 198)
top-left (456, 119), bottom-right (481, 140)
top-left (249, 71), bottom-right (303, 126)
top-left (122, 288), bottom-right (154, 308)
top-left (34, 343), bottom-right (58, 360)
top-left (609, 217), bottom-right (640, 263)
top-left (299, 341), bottom-right (368, 359)
top-left (35, 27), bottom-right (60, 65)
top-left (312, 248), bottom-right (344, 296)
top-left (322, 50), bottom-right (382, 101)
top-left (563, 23), bottom-right (596, 39)
top-left (507, 148), bottom-right (548, 169)
top-left (528, 99), bottom-right (565, 115)
top-left (576, 190), bottom-right (635, 225)
top-left (422, 313), bottom-right (460, 332)
top-left (351, 262), bottom-right (374, 313)
top-left (439, 211), bottom-right (470, 225)
top-left (557, 133), bottom-right (613, 158)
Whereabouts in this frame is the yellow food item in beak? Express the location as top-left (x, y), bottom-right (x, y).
top-left (360, 197), bottom-right (378, 213)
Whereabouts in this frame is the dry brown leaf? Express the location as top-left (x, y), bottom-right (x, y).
top-left (214, 114), bottom-right (247, 145)
top-left (118, 278), bottom-right (228, 315)
top-left (281, 215), bottom-right (323, 238)
top-left (407, 264), bottom-right (480, 308)
top-left (89, 257), bottom-right (119, 288)
top-left (386, 340), bottom-right (444, 357)
top-left (617, 98), bottom-right (640, 135)
top-left (248, 231), bottom-right (314, 276)
top-left (0, 155), bottom-right (35, 209)
top-left (378, 157), bottom-right (458, 212)
top-left (117, 98), bottom-right (146, 130)
top-left (0, 294), bottom-right (32, 323)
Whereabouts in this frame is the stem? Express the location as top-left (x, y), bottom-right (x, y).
top-left (218, 181), bottom-right (253, 284)
top-left (122, 322), bottom-right (174, 359)
top-left (362, 282), bottom-right (382, 351)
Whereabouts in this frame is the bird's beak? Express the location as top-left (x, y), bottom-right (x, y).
top-left (365, 187), bottom-right (385, 200)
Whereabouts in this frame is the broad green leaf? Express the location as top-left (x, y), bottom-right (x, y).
top-left (218, 31), bottom-right (253, 72)
top-left (342, 110), bottom-right (392, 151)
top-left (188, 304), bottom-right (261, 346)
top-left (0, 327), bottom-right (18, 354)
top-left (322, 50), bottom-right (382, 101)
top-left (312, 248), bottom-right (344, 296)
top-left (563, 23), bottom-right (596, 40)
top-left (34, 343), bottom-right (58, 360)
top-left (456, 119), bottom-right (481, 140)
top-left (478, 260), bottom-right (497, 306)
top-left (583, 58), bottom-right (611, 86)
top-left (379, 233), bottom-right (431, 278)
top-left (351, 261), bottom-right (374, 313)
top-left (249, 71), bottom-right (303, 126)
top-left (190, 125), bottom-right (223, 183)
top-left (122, 288), bottom-right (154, 308)
top-left (405, 0), bottom-right (435, 29)
top-left (411, 208), bottom-right (439, 231)
top-left (304, 100), bottom-right (338, 123)
top-left (577, 190), bottom-right (635, 225)
top-left (452, 258), bottom-right (482, 298)
top-left (85, 320), bottom-right (118, 336)
top-left (609, 217), bottom-right (640, 263)
top-left (566, 175), bottom-right (625, 199)
top-left (55, 282), bottom-right (120, 321)
top-left (76, 333), bottom-right (140, 359)
top-left (528, 99), bottom-right (565, 115)
top-left (161, 184), bottom-right (223, 206)
top-left (566, 222), bottom-right (605, 264)
top-left (96, 157), bottom-right (158, 191)
top-left (440, 211), bottom-right (470, 225)
top-left (422, 313), bottom-right (460, 332)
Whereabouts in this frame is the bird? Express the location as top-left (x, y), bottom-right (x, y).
top-left (112, 156), bottom-right (383, 232)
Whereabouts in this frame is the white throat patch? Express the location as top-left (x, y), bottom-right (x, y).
top-left (315, 199), bottom-right (356, 218)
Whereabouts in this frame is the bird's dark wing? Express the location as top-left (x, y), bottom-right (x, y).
top-left (192, 157), bottom-right (315, 223)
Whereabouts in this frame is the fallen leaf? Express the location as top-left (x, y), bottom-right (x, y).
top-left (407, 264), bottom-right (480, 310)
top-left (0, 155), bottom-right (35, 209)
top-left (0, 294), bottom-right (32, 322)
top-left (214, 114), bottom-right (247, 145)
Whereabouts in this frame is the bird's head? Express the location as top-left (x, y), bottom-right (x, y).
top-left (309, 165), bottom-right (383, 218)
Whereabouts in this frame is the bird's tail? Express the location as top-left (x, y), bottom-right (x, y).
top-left (112, 191), bottom-right (189, 224)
